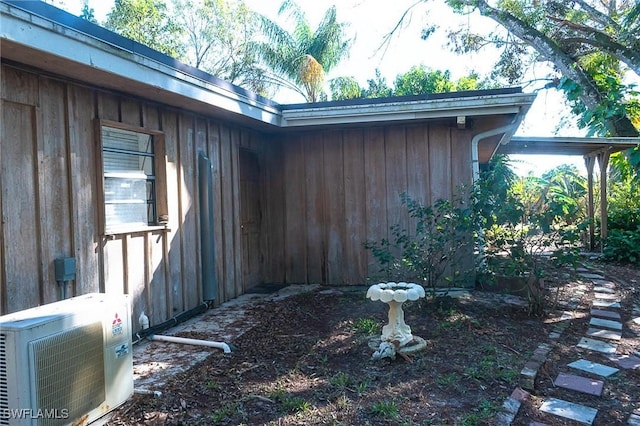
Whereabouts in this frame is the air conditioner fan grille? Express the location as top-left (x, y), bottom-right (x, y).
top-left (29, 322), bottom-right (105, 426)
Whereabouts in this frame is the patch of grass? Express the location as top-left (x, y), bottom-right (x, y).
top-left (353, 317), bottom-right (378, 335)
top-left (280, 396), bottom-right (312, 413)
top-left (495, 366), bottom-right (519, 382)
top-left (370, 400), bottom-right (399, 419)
top-left (209, 403), bottom-right (238, 423)
top-left (437, 371), bottom-right (460, 387)
top-left (335, 394), bottom-right (350, 410)
top-left (459, 400), bottom-right (501, 425)
top-left (267, 387), bottom-right (287, 401)
top-left (355, 379), bottom-right (370, 395)
top-left (329, 371), bottom-right (353, 390)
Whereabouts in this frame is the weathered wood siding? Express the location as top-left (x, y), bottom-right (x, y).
top-left (261, 123), bottom-right (475, 285)
top-left (0, 64), bottom-right (261, 326)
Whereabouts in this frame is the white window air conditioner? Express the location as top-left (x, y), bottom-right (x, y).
top-left (0, 293), bottom-right (133, 426)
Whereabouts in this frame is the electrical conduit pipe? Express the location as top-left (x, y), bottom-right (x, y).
top-left (139, 311), bottom-right (231, 353)
top-left (148, 334), bottom-right (232, 353)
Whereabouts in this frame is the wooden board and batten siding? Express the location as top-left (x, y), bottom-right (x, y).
top-left (0, 64), bottom-right (257, 327)
top-left (1, 61), bottom-right (513, 326)
top-left (260, 123), bottom-right (475, 286)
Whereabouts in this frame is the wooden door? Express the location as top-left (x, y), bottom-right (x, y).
top-left (240, 150), bottom-right (262, 290)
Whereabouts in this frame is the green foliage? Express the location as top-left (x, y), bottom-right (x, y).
top-left (352, 317), bottom-right (378, 335)
top-left (475, 157), bottom-right (583, 315)
top-left (393, 66), bottom-right (455, 95)
top-left (209, 403), bottom-right (240, 423)
top-left (328, 372), bottom-right (353, 390)
top-left (369, 400), bottom-right (399, 419)
top-left (329, 76), bottom-right (362, 100)
top-left (251, 0), bottom-right (352, 102)
top-left (611, 146), bottom-right (640, 185)
top-left (280, 396), bottom-right (311, 413)
top-left (443, 0), bottom-right (640, 137)
top-left (565, 53), bottom-right (639, 137)
top-left (604, 153), bottom-right (640, 264)
top-left (603, 228), bottom-right (640, 264)
top-left (364, 191), bottom-right (476, 294)
top-left (172, 0), bottom-right (266, 92)
top-left (459, 400), bottom-right (501, 425)
top-left (362, 69), bottom-right (393, 98)
top-left (80, 0), bottom-right (97, 23)
top-left (331, 66), bottom-right (485, 100)
top-left (105, 0), bottom-right (184, 58)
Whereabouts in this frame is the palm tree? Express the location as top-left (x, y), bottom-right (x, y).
top-left (252, 0), bottom-right (351, 102)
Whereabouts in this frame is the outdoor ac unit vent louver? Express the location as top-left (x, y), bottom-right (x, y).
top-left (30, 322), bottom-right (105, 426)
top-left (0, 294), bottom-right (133, 426)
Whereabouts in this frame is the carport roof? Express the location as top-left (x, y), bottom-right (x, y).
top-left (497, 136), bottom-right (639, 157)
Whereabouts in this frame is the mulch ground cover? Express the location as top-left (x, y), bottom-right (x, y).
top-left (111, 259), bottom-right (639, 425)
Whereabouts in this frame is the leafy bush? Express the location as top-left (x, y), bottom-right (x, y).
top-left (603, 227), bottom-right (640, 264)
top-left (364, 191), bottom-right (476, 295)
top-left (474, 158), bottom-right (583, 315)
top-left (604, 151), bottom-right (640, 263)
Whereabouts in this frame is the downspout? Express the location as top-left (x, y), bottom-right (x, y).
top-left (471, 122), bottom-right (520, 182)
top-left (198, 153), bottom-right (217, 302)
top-left (471, 121), bottom-right (520, 269)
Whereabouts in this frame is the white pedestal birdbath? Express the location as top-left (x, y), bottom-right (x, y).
top-left (366, 282), bottom-right (427, 360)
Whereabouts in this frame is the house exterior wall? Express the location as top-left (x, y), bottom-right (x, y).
top-left (0, 59), bottom-right (520, 326)
top-left (0, 63), bottom-right (263, 326)
top-left (260, 122), bottom-right (485, 286)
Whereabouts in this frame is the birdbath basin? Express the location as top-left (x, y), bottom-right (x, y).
top-left (366, 282), bottom-right (427, 360)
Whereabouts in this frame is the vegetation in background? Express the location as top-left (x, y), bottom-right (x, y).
top-left (172, 0), bottom-right (267, 93)
top-left (249, 0), bottom-right (352, 102)
top-left (364, 156), bottom-right (593, 315)
top-left (604, 149), bottom-right (640, 264)
top-left (475, 156), bottom-right (583, 315)
top-left (330, 65), bottom-right (493, 100)
top-left (79, 0), bottom-right (97, 23)
top-left (105, 0), bottom-right (185, 58)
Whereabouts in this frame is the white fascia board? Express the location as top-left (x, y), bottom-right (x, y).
top-left (281, 93), bottom-right (537, 127)
top-left (0, 3), bottom-right (282, 126)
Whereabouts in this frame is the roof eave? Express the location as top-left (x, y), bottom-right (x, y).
top-left (0, 1), bottom-right (282, 127)
top-left (280, 94), bottom-right (537, 127)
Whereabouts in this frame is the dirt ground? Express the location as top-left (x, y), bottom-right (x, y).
top-left (110, 259), bottom-right (639, 426)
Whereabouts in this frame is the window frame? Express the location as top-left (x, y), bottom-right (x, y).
top-left (95, 119), bottom-right (168, 235)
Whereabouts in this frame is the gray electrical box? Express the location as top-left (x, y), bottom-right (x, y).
top-left (54, 257), bottom-right (76, 281)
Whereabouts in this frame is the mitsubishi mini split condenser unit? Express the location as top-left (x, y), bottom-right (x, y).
top-left (0, 293), bottom-right (134, 425)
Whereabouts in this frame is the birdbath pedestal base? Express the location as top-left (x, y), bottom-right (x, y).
top-left (366, 282), bottom-right (427, 360)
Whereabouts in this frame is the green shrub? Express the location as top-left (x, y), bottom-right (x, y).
top-left (603, 227), bottom-right (640, 264)
top-left (364, 191), bottom-right (476, 294)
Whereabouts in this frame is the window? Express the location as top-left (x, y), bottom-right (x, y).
top-left (97, 120), bottom-right (166, 234)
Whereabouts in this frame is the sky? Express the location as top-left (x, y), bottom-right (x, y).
top-left (55, 0), bottom-right (591, 175)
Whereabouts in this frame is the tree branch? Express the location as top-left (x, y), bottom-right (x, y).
top-left (548, 15), bottom-right (640, 75)
top-left (465, 0), bottom-right (638, 136)
top-left (572, 0), bottom-right (620, 31)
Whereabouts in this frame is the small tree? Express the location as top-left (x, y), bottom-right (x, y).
top-left (364, 192), bottom-right (476, 297)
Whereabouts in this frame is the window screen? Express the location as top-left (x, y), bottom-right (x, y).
top-left (101, 126), bottom-right (156, 230)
